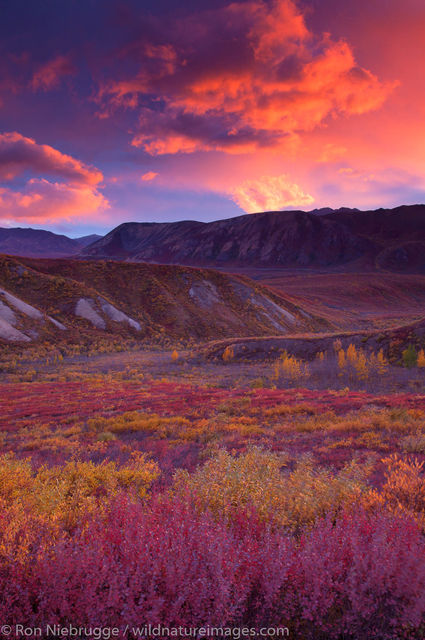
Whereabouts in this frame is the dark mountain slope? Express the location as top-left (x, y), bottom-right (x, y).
top-left (326, 204), bottom-right (425, 242)
top-left (81, 205), bottom-right (425, 270)
top-left (82, 210), bottom-right (369, 267)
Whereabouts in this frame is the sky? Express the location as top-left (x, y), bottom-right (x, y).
top-left (0, 0), bottom-right (424, 236)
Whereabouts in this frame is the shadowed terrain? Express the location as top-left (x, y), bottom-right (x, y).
top-left (224, 269), bottom-right (425, 330)
top-left (81, 205), bottom-right (425, 272)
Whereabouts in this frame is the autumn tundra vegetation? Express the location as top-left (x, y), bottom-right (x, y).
top-left (1, 252), bottom-right (425, 639)
top-left (1, 339), bottom-right (425, 640)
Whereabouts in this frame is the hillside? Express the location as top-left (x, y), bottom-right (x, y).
top-left (200, 315), bottom-right (425, 364)
top-left (239, 270), bottom-right (425, 330)
top-left (80, 204), bottom-right (425, 271)
top-left (0, 255), bottom-right (328, 349)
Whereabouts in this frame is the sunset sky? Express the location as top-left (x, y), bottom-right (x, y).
top-left (0, 0), bottom-right (424, 236)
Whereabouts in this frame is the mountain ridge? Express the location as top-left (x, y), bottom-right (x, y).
top-left (80, 204), bottom-right (425, 271)
top-left (3, 205), bottom-right (425, 270)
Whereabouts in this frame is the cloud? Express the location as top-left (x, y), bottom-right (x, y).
top-left (0, 179), bottom-right (108, 224)
top-left (31, 55), bottom-right (75, 91)
top-left (0, 132), bottom-right (103, 185)
top-left (231, 174), bottom-right (314, 212)
top-left (0, 132), bottom-right (108, 224)
top-left (141, 171), bottom-right (158, 181)
top-left (319, 143), bottom-right (348, 163)
top-left (97, 0), bottom-right (396, 156)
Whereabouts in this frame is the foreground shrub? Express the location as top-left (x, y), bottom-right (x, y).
top-left (0, 496), bottom-right (295, 629)
top-left (173, 447), bottom-right (368, 531)
top-left (1, 499), bottom-right (425, 639)
top-left (292, 509), bottom-right (425, 639)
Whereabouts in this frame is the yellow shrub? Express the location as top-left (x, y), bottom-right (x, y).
top-left (173, 448), bottom-right (367, 531)
top-left (417, 349), bottom-right (425, 368)
top-left (346, 343), bottom-right (357, 364)
top-left (222, 345), bottom-right (234, 363)
top-left (0, 455), bottom-right (33, 502)
top-left (281, 458), bottom-right (368, 530)
top-left (354, 351), bottom-right (369, 380)
top-left (0, 453), bottom-right (160, 529)
top-left (357, 431), bottom-right (387, 449)
top-left (366, 455), bottom-right (425, 527)
top-left (87, 411), bottom-right (190, 436)
top-left (376, 349), bottom-right (389, 375)
top-left (274, 353), bottom-right (310, 383)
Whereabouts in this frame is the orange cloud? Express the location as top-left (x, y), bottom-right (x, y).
top-left (231, 174), bottom-right (314, 212)
top-left (98, 0), bottom-right (396, 156)
top-left (0, 179), bottom-right (108, 224)
top-left (319, 143), bottom-right (347, 163)
top-left (337, 167), bottom-right (376, 182)
top-left (0, 132), bottom-right (103, 185)
top-left (141, 171), bottom-right (159, 181)
top-left (31, 55), bottom-right (75, 91)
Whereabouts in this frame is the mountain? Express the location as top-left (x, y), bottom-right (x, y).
top-left (74, 234), bottom-right (102, 248)
top-left (81, 210), bottom-right (368, 268)
top-left (309, 207), bottom-right (360, 216)
top-left (0, 228), bottom-right (103, 258)
top-left (0, 227), bottom-right (81, 258)
top-left (0, 255), bottom-right (329, 348)
top-left (80, 204), bottom-right (425, 271)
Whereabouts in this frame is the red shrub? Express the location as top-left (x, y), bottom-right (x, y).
top-left (291, 508), bottom-right (425, 639)
top-left (1, 499), bottom-right (425, 639)
top-left (33, 497), bottom-right (295, 630)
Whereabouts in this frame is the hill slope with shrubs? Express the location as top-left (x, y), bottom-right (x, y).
top-left (0, 255), bottom-right (328, 352)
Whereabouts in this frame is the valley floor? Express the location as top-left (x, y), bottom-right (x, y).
top-left (222, 267), bottom-right (425, 329)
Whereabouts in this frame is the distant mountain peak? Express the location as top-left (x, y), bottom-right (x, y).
top-left (74, 234), bottom-right (102, 248)
top-left (0, 228), bottom-right (103, 258)
top-left (309, 207), bottom-right (361, 216)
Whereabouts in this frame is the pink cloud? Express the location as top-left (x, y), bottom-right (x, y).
top-left (0, 179), bottom-right (108, 224)
top-left (0, 132), bottom-right (103, 185)
top-left (0, 132), bottom-right (108, 224)
top-left (97, 0), bottom-right (396, 156)
top-left (31, 55), bottom-right (75, 91)
top-left (141, 171), bottom-right (159, 182)
top-left (231, 174), bottom-right (314, 212)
